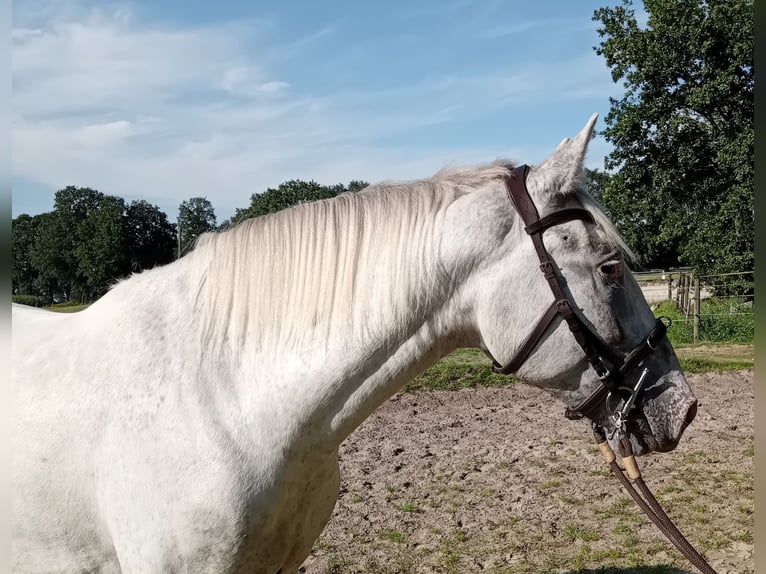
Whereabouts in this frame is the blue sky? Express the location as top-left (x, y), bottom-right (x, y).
top-left (12, 0), bottom-right (640, 222)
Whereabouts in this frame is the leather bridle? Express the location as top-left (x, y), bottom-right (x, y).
top-left (486, 166), bottom-right (719, 574)
top-left (489, 164), bottom-right (671, 421)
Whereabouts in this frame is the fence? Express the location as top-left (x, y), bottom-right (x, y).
top-left (634, 269), bottom-right (754, 344)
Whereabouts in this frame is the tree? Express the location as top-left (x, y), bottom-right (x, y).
top-left (12, 214), bottom-right (42, 296)
top-left (40, 186), bottom-right (107, 300)
top-left (125, 200), bottom-right (177, 272)
top-left (178, 197), bottom-right (216, 255)
top-left (584, 168), bottom-right (611, 204)
top-left (346, 180), bottom-right (370, 193)
top-left (14, 188), bottom-right (182, 302)
top-left (233, 179), bottom-right (369, 224)
top-left (593, 0), bottom-right (753, 274)
top-left (75, 195), bottom-right (127, 300)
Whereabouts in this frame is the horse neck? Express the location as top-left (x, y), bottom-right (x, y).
top-left (190, 187), bottom-right (473, 450)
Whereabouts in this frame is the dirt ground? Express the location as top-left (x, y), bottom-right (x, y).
top-left (301, 370), bottom-right (754, 574)
top-left (639, 282), bottom-right (712, 304)
top-left (673, 344), bottom-right (752, 360)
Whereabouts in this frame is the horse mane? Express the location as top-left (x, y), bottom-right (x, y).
top-left (189, 164), bottom-right (506, 356)
top-left (188, 159), bottom-right (632, 356)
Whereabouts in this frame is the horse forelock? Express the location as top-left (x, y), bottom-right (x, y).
top-left (571, 182), bottom-right (636, 264)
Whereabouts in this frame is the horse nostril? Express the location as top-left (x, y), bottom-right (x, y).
top-left (684, 400), bottom-right (698, 427)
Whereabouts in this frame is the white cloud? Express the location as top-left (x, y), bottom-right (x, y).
top-left (74, 119), bottom-right (133, 146)
top-left (12, 1), bottom-right (616, 219)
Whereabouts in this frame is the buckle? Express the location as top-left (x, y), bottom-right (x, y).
top-left (597, 365), bottom-right (612, 380)
top-left (539, 260), bottom-right (555, 277)
top-left (594, 357), bottom-right (611, 380)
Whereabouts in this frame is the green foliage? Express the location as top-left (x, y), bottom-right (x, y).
top-left (584, 167), bottom-right (611, 204)
top-left (652, 300), bottom-right (693, 346)
top-left (125, 200), bottom-right (177, 272)
top-left (679, 356), bottom-right (752, 374)
top-left (49, 299), bottom-right (88, 308)
top-left (653, 299), bottom-right (753, 345)
top-left (14, 187), bottom-right (181, 303)
top-left (75, 195), bottom-right (128, 300)
top-left (593, 0), bottom-right (753, 275)
top-left (178, 196), bottom-right (216, 255)
top-left (12, 214), bottom-right (43, 296)
top-left (45, 302), bottom-right (91, 313)
top-left (405, 333), bottom-right (750, 393)
top-left (233, 179), bottom-right (369, 223)
top-left (697, 298), bottom-right (754, 342)
top-left (12, 294), bottom-right (48, 307)
top-left (31, 187), bottom-right (109, 301)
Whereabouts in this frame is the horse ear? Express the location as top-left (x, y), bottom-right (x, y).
top-left (529, 113), bottom-right (598, 200)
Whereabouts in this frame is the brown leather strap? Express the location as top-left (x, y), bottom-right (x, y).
top-left (492, 301), bottom-right (561, 375)
top-left (525, 208), bottom-right (594, 235)
top-left (593, 427), bottom-right (719, 574)
top-left (503, 166), bottom-right (539, 225)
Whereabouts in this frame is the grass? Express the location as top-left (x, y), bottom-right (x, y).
top-left (404, 348), bottom-right (514, 392)
top-left (402, 298), bottom-right (752, 393)
top-left (404, 339), bottom-right (752, 393)
top-left (438, 529), bottom-right (468, 573)
top-left (44, 302), bottom-right (91, 313)
top-left (654, 299), bottom-right (754, 345)
top-left (396, 503), bottom-right (420, 513)
top-left (379, 529), bottom-right (406, 544)
top-left (674, 354), bottom-right (753, 373)
top-left (562, 524), bottom-right (600, 542)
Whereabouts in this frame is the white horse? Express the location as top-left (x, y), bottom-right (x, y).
top-left (12, 114), bottom-right (698, 573)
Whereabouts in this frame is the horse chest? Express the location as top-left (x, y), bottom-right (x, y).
top-left (223, 449), bottom-right (341, 573)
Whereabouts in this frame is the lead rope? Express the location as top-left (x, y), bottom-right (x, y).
top-left (592, 424), bottom-right (718, 574)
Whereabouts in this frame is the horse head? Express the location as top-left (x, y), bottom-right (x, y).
top-left (442, 114), bottom-right (697, 456)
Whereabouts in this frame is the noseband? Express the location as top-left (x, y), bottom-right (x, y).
top-left (490, 165), bottom-right (670, 421)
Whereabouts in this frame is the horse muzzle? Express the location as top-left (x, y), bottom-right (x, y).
top-left (619, 373), bottom-right (698, 456)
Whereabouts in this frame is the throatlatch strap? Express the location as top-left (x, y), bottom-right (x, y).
top-left (492, 301), bottom-right (561, 375)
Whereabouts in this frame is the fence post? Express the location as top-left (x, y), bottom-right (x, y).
top-left (693, 275), bottom-right (700, 343)
top-left (676, 273), bottom-right (684, 309)
top-left (685, 274), bottom-right (692, 317)
top-left (667, 274), bottom-right (673, 301)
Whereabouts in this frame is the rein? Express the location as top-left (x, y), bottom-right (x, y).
top-left (492, 165), bottom-right (719, 574)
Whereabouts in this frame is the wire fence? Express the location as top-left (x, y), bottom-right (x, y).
top-left (635, 270), bottom-right (754, 344)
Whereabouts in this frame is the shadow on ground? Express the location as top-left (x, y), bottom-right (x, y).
top-left (562, 567), bottom-right (692, 574)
